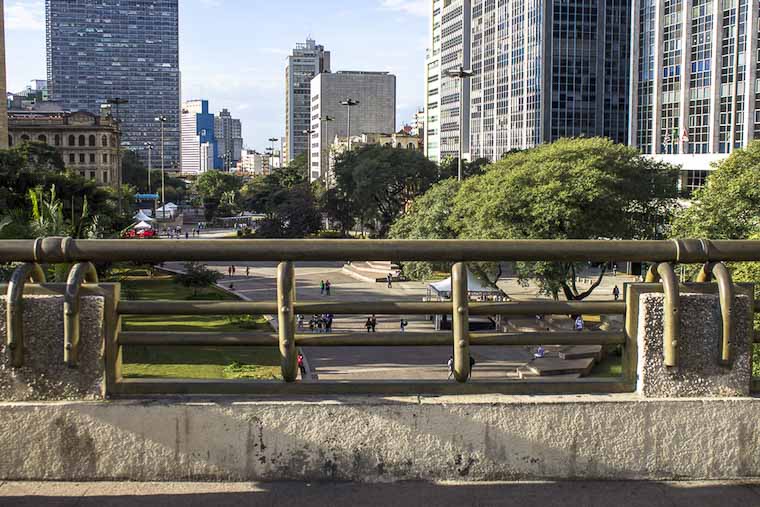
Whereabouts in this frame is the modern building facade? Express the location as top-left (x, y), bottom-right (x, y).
top-left (214, 108), bottom-right (243, 168)
top-left (45, 0), bottom-right (180, 168)
top-left (237, 149), bottom-right (270, 176)
top-left (284, 38), bottom-right (330, 164)
top-left (8, 109), bottom-right (119, 186)
top-left (630, 0), bottom-right (760, 193)
top-left (424, 0), bottom-right (631, 162)
top-left (180, 100), bottom-right (219, 175)
top-left (0, 0), bottom-right (8, 149)
top-left (310, 71), bottom-right (397, 182)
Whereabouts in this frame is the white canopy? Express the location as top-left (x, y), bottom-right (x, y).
top-left (133, 210), bottom-right (156, 222)
top-left (155, 203), bottom-right (178, 213)
top-left (133, 221), bottom-right (153, 230)
top-left (429, 269), bottom-right (501, 295)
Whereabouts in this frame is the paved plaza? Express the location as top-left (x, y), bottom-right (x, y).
top-left (165, 260), bottom-right (634, 381)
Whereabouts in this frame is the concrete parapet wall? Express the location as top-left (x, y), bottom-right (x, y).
top-left (0, 295), bottom-right (105, 401)
top-left (1, 396), bottom-right (760, 482)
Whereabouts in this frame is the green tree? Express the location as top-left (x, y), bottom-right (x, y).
top-left (193, 171), bottom-right (243, 220)
top-left (328, 144), bottom-right (439, 237)
top-left (389, 178), bottom-right (461, 279)
top-left (439, 157), bottom-right (490, 180)
top-left (174, 262), bottom-right (222, 297)
top-left (448, 138), bottom-right (679, 299)
top-left (256, 184), bottom-right (322, 238)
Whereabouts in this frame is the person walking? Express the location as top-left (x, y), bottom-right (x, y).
top-left (325, 280), bottom-right (331, 296)
top-left (326, 315), bottom-right (333, 333)
top-left (298, 352), bottom-right (306, 379)
top-left (575, 315), bottom-right (585, 332)
top-left (400, 318), bottom-right (408, 333)
top-left (387, 273), bottom-right (393, 289)
top-left (613, 285), bottom-right (621, 301)
top-left (469, 355), bottom-right (476, 379)
top-left (371, 315), bottom-right (378, 333)
top-left (246, 266), bottom-right (250, 277)
top-left (297, 314), bottom-right (304, 330)
top-left (447, 356), bottom-right (454, 380)
top-left (365, 317), bottom-right (373, 333)
top-left (320, 280), bottom-right (325, 296)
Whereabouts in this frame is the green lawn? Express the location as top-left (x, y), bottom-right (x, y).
top-left (118, 274), bottom-right (280, 380)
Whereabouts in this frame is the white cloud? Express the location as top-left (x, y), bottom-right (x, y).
top-left (199, 0), bottom-right (223, 7)
top-left (6, 1), bottom-right (44, 31)
top-left (379, 0), bottom-right (427, 17)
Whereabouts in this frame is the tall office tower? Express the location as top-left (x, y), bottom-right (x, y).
top-left (469, 0), bottom-right (630, 160)
top-left (630, 0), bottom-right (759, 194)
top-left (284, 38), bottom-right (330, 164)
top-left (214, 108), bottom-right (244, 167)
top-left (0, 0), bottom-right (8, 149)
top-left (181, 100), bottom-right (219, 175)
top-left (310, 71), bottom-right (396, 182)
top-left (424, 0), bottom-right (471, 162)
top-left (46, 0), bottom-right (180, 168)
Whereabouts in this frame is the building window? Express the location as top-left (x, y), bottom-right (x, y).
top-left (70, 154), bottom-right (76, 164)
top-left (102, 135), bottom-right (108, 147)
top-left (54, 135), bottom-right (61, 146)
top-left (102, 153), bottom-right (108, 163)
top-left (79, 153), bottom-right (85, 163)
top-left (408, 143), bottom-right (415, 150)
top-left (103, 171), bottom-right (109, 183)
top-left (8, 135), bottom-right (12, 147)
top-left (89, 135), bottom-right (96, 147)
top-left (78, 135), bottom-right (86, 147)
top-left (37, 135), bottom-right (47, 143)
top-left (21, 134), bottom-right (30, 142)
top-left (89, 171), bottom-right (96, 180)
top-left (79, 171), bottom-right (85, 178)
top-left (89, 153), bottom-right (96, 164)
top-left (68, 135), bottom-right (76, 146)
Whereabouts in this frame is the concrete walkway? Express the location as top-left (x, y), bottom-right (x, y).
top-left (3, 481), bottom-right (760, 506)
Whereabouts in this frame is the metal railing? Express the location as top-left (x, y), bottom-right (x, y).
top-left (2, 237), bottom-right (759, 396)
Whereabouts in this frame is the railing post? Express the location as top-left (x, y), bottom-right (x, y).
top-left (64, 262), bottom-right (98, 368)
top-left (6, 263), bottom-right (46, 368)
top-left (277, 261), bottom-right (297, 382)
top-left (452, 262), bottom-right (470, 382)
top-left (697, 262), bottom-right (734, 364)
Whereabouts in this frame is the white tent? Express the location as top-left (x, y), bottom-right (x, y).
top-left (133, 210), bottom-right (156, 222)
top-left (133, 221), bottom-right (153, 230)
top-left (429, 269), bottom-right (501, 296)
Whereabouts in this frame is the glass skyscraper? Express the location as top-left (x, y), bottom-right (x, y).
top-left (46, 0), bottom-right (180, 169)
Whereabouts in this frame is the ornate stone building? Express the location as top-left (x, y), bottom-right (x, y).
top-left (8, 110), bottom-right (120, 186)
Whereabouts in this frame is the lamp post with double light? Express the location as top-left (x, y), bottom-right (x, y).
top-left (444, 66), bottom-right (474, 181)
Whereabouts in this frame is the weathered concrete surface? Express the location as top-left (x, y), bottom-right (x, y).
top-left (4, 480), bottom-right (760, 507)
top-left (0, 295), bottom-right (104, 401)
top-left (637, 294), bottom-right (753, 398)
top-left (1, 396), bottom-right (760, 481)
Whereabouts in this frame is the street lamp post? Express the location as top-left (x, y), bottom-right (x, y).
top-left (302, 128), bottom-right (316, 176)
top-left (445, 66), bottom-right (475, 181)
top-left (339, 99), bottom-right (359, 151)
top-left (144, 142), bottom-right (154, 194)
top-left (320, 116), bottom-right (336, 188)
top-left (155, 115), bottom-right (168, 220)
top-left (107, 97), bottom-right (128, 212)
top-left (268, 137), bottom-right (279, 170)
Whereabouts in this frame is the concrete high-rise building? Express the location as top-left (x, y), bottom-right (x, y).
top-left (424, 0), bottom-right (470, 162)
top-left (424, 0), bottom-right (631, 162)
top-left (45, 0), bottom-right (180, 168)
top-left (310, 71), bottom-right (397, 182)
top-left (0, 0), bottom-right (8, 149)
top-left (630, 0), bottom-right (760, 194)
top-left (214, 108), bottom-right (243, 168)
top-left (284, 39), bottom-right (330, 164)
top-left (181, 100), bottom-right (219, 175)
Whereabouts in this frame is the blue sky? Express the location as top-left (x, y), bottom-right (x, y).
top-left (5, 0), bottom-right (428, 151)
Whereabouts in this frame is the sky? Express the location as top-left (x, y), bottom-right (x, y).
top-left (4, 0), bottom-right (429, 151)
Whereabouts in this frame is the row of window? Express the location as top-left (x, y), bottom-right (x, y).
top-left (9, 133), bottom-right (115, 148)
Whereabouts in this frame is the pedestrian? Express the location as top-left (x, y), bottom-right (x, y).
top-left (297, 314), bottom-right (304, 330)
top-left (387, 273), bottom-right (393, 289)
top-left (400, 318), bottom-right (408, 333)
top-left (371, 315), bottom-right (378, 332)
top-left (320, 280), bottom-right (325, 295)
top-left (326, 315), bottom-right (333, 333)
top-left (613, 264), bottom-right (618, 277)
top-left (534, 346), bottom-right (546, 360)
top-left (613, 285), bottom-right (621, 301)
top-left (228, 266), bottom-right (232, 277)
top-left (298, 353), bottom-right (306, 378)
top-left (575, 315), bottom-right (584, 332)
top-left (325, 280), bottom-right (331, 296)
top-left (309, 318), bottom-right (315, 333)
top-left (447, 355), bottom-right (454, 380)
top-left (232, 265), bottom-right (236, 275)
top-left (365, 317), bottom-right (373, 333)
top-left (469, 355), bottom-right (476, 379)
top-left (246, 266), bottom-right (250, 277)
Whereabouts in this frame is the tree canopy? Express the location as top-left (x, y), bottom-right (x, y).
top-left (326, 144), bottom-right (439, 237)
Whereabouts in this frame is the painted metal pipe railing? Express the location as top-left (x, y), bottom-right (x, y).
top-left (63, 262), bottom-right (99, 367)
top-left (646, 263), bottom-right (681, 367)
top-left (6, 263), bottom-right (46, 367)
top-left (697, 263), bottom-right (735, 364)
